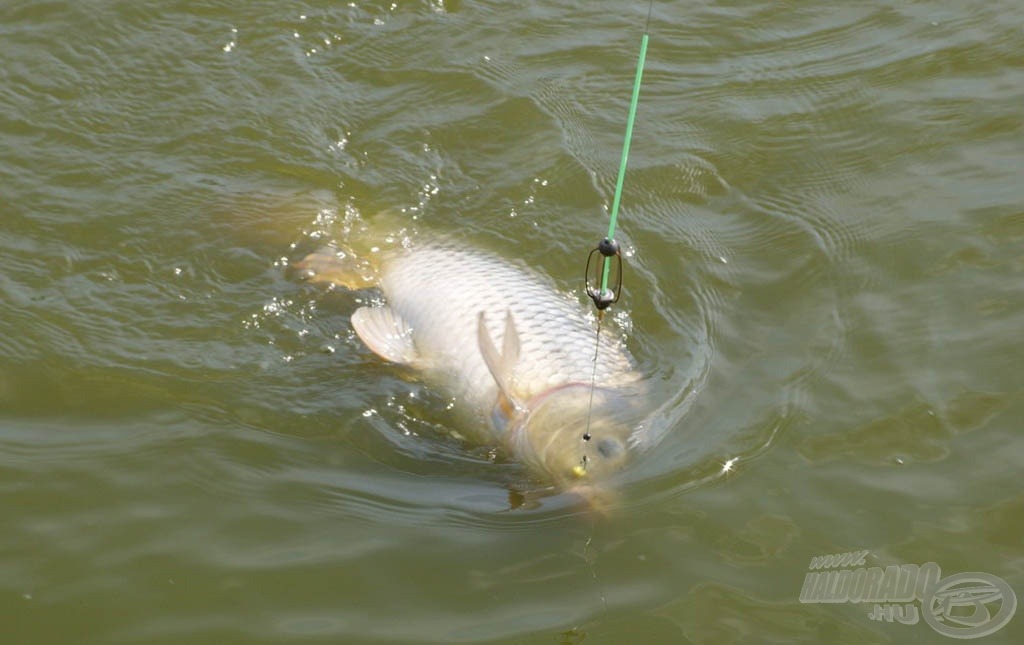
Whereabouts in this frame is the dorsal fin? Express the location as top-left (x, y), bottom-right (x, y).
top-left (351, 306), bottom-right (418, 365)
top-left (477, 310), bottom-right (522, 411)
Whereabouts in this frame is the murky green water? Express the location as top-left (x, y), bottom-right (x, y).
top-left (2, 1), bottom-right (1022, 643)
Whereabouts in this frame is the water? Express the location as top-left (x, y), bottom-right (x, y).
top-left (2, 1), bottom-right (1022, 643)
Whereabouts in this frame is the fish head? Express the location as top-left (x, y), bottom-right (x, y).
top-left (510, 383), bottom-right (642, 490)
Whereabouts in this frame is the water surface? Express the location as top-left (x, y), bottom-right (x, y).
top-left (2, 1), bottom-right (1022, 643)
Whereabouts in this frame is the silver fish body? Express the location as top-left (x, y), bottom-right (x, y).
top-left (298, 236), bottom-right (646, 490)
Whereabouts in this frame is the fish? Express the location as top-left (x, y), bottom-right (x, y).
top-left (295, 221), bottom-right (647, 504)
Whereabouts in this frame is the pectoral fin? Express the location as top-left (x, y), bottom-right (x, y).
top-left (477, 310), bottom-right (523, 414)
top-left (351, 306), bottom-right (418, 365)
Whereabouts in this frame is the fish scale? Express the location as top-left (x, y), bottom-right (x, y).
top-left (374, 240), bottom-right (637, 434)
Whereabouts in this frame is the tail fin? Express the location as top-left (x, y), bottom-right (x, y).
top-left (292, 209), bottom-right (414, 290)
top-left (293, 246), bottom-right (378, 290)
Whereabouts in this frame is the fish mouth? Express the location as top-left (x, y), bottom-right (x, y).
top-left (565, 483), bottom-right (620, 516)
top-left (506, 383), bottom-right (639, 487)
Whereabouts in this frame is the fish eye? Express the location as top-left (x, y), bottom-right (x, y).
top-left (596, 438), bottom-right (623, 459)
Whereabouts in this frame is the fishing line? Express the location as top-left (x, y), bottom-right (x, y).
top-left (578, 315), bottom-right (604, 474)
top-left (582, 533), bottom-right (609, 612)
top-left (586, 0), bottom-right (654, 310)
top-left (581, 0), bottom-right (654, 459)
